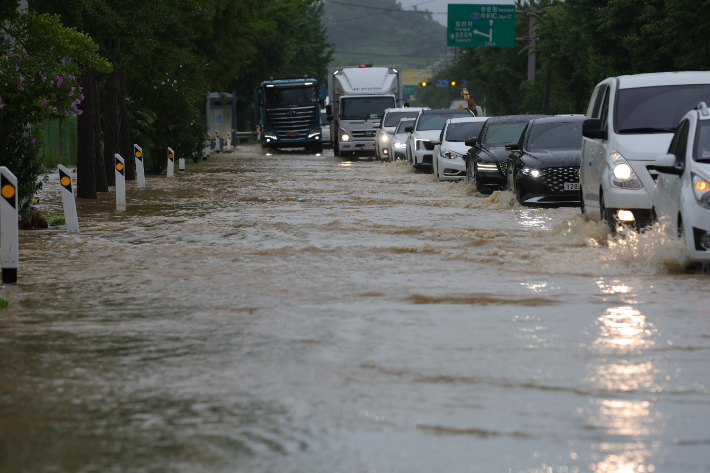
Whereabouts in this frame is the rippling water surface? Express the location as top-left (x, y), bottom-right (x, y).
top-left (1, 146), bottom-right (709, 472)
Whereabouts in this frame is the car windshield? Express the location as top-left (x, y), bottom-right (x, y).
top-left (265, 86), bottom-right (318, 106)
top-left (526, 122), bottom-right (584, 150)
top-left (384, 111), bottom-right (420, 127)
top-left (483, 122), bottom-right (528, 146)
top-left (694, 121), bottom-right (710, 161)
top-left (396, 119), bottom-right (415, 134)
top-left (340, 97), bottom-right (396, 120)
top-left (416, 111), bottom-right (471, 131)
top-left (616, 84), bottom-right (710, 134)
top-left (445, 122), bottom-right (485, 142)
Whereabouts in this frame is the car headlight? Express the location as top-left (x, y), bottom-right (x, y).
top-left (308, 129), bottom-right (321, 139)
top-left (393, 142), bottom-right (407, 149)
top-left (381, 134), bottom-right (389, 143)
top-left (340, 128), bottom-right (350, 142)
top-left (440, 148), bottom-right (460, 160)
top-left (264, 132), bottom-right (277, 140)
top-left (610, 152), bottom-right (642, 189)
top-left (692, 173), bottom-right (710, 208)
top-left (478, 163), bottom-right (498, 172)
top-left (521, 167), bottom-right (542, 177)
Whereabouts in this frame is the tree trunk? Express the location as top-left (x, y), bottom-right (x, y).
top-left (77, 68), bottom-right (98, 199)
top-left (118, 67), bottom-right (135, 180)
top-left (102, 68), bottom-right (121, 186)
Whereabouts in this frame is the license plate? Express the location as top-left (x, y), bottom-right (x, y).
top-left (564, 182), bottom-right (580, 191)
top-left (285, 131), bottom-right (298, 136)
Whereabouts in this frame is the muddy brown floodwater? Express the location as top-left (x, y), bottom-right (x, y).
top-left (1, 145), bottom-right (710, 473)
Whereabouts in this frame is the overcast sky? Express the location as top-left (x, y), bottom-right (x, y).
top-left (396, 0), bottom-right (517, 25)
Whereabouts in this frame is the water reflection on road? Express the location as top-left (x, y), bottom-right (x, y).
top-left (1, 147), bottom-right (709, 472)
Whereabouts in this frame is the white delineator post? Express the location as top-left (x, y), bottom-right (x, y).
top-left (203, 134), bottom-right (211, 161)
top-left (57, 165), bottom-right (79, 233)
top-left (115, 154), bottom-right (126, 207)
top-left (0, 167), bottom-right (18, 283)
top-left (215, 130), bottom-right (222, 151)
top-left (226, 133), bottom-right (232, 150)
top-left (134, 144), bottom-right (146, 188)
top-left (167, 147), bottom-right (175, 177)
top-left (179, 155), bottom-right (185, 171)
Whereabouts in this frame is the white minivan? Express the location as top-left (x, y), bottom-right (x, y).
top-left (580, 72), bottom-right (710, 229)
top-left (652, 102), bottom-right (710, 263)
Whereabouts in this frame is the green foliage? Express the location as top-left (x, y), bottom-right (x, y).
top-left (46, 212), bottom-right (65, 226)
top-left (0, 123), bottom-right (47, 220)
top-left (0, 295), bottom-right (8, 309)
top-left (323, 0), bottom-right (446, 69)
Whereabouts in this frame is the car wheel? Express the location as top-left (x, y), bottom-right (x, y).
top-left (600, 191), bottom-right (617, 232)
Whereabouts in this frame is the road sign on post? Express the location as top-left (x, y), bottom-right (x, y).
top-left (447, 4), bottom-right (516, 48)
top-left (436, 79), bottom-right (449, 88)
top-left (403, 85), bottom-right (418, 95)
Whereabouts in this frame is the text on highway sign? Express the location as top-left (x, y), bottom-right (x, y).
top-left (447, 4), bottom-right (516, 48)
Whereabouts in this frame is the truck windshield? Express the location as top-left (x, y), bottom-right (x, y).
top-left (483, 122), bottom-right (527, 146)
top-left (265, 86), bottom-right (318, 106)
top-left (340, 97), bottom-right (395, 120)
top-left (526, 122), bottom-right (584, 150)
top-left (384, 111), bottom-right (420, 127)
top-left (445, 122), bottom-right (485, 142)
top-left (616, 84), bottom-right (710, 134)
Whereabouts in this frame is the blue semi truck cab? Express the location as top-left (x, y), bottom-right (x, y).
top-left (254, 77), bottom-right (327, 153)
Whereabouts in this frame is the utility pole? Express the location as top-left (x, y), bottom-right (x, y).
top-left (515, 1), bottom-right (537, 83)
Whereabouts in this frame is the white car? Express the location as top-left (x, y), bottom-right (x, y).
top-left (652, 102), bottom-right (710, 262)
top-left (432, 117), bottom-right (487, 180)
top-left (389, 118), bottom-right (415, 162)
top-left (375, 107), bottom-right (428, 160)
top-left (406, 108), bottom-right (474, 169)
top-left (580, 71), bottom-right (710, 230)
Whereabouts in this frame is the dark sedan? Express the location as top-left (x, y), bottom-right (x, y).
top-left (505, 116), bottom-right (585, 206)
top-left (465, 115), bottom-right (548, 193)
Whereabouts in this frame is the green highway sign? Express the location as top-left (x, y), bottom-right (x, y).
top-left (403, 85), bottom-right (418, 95)
top-left (447, 4), bottom-right (516, 48)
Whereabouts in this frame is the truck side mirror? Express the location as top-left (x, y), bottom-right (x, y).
top-left (319, 84), bottom-right (326, 101)
top-left (465, 138), bottom-right (477, 147)
top-left (405, 126), bottom-right (413, 133)
top-left (326, 104), bottom-right (332, 115)
top-left (655, 154), bottom-right (683, 175)
top-left (582, 118), bottom-right (608, 140)
top-left (327, 115), bottom-right (333, 122)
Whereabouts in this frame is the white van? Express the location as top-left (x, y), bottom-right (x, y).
top-left (580, 72), bottom-right (710, 229)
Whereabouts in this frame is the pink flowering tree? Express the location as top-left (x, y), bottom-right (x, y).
top-left (0, 8), bottom-right (111, 218)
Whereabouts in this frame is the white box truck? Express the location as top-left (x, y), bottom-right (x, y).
top-left (326, 65), bottom-right (404, 157)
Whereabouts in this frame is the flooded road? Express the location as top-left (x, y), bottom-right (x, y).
top-left (2, 145), bottom-right (710, 472)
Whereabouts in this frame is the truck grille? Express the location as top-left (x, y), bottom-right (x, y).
top-left (541, 166), bottom-right (579, 192)
top-left (266, 105), bottom-right (316, 138)
top-left (351, 130), bottom-right (377, 140)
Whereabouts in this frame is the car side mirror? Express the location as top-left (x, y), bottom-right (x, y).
top-left (655, 154), bottom-right (683, 175)
top-left (504, 142), bottom-right (519, 151)
top-left (326, 115), bottom-right (333, 122)
top-left (326, 105), bottom-right (332, 115)
top-left (464, 138), bottom-right (477, 147)
top-left (582, 118), bottom-right (608, 140)
top-left (405, 126), bottom-right (413, 133)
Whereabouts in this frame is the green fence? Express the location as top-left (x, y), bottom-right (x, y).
top-left (37, 116), bottom-right (77, 168)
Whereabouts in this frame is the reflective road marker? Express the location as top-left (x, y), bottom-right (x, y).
top-left (167, 147), bottom-right (175, 177)
top-left (134, 144), bottom-right (146, 188)
top-left (115, 154), bottom-right (126, 207)
top-left (0, 167), bottom-right (18, 283)
top-left (58, 165), bottom-right (79, 233)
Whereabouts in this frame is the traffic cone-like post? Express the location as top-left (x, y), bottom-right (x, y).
top-left (115, 154), bottom-right (126, 207)
top-left (0, 167), bottom-right (18, 283)
top-left (203, 134), bottom-right (210, 161)
top-left (167, 147), bottom-right (175, 177)
top-left (134, 144), bottom-right (146, 188)
top-left (57, 165), bottom-right (79, 233)
top-left (215, 130), bottom-right (222, 151)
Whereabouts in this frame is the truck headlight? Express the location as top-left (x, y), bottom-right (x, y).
top-left (610, 152), bottom-right (643, 189)
top-left (340, 128), bottom-right (350, 142)
top-left (264, 132), bottom-right (277, 140)
top-left (693, 173), bottom-right (710, 208)
top-left (308, 129), bottom-right (321, 138)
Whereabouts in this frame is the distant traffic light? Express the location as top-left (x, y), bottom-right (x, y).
top-left (451, 81), bottom-right (457, 86)
top-left (420, 82), bottom-right (428, 87)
